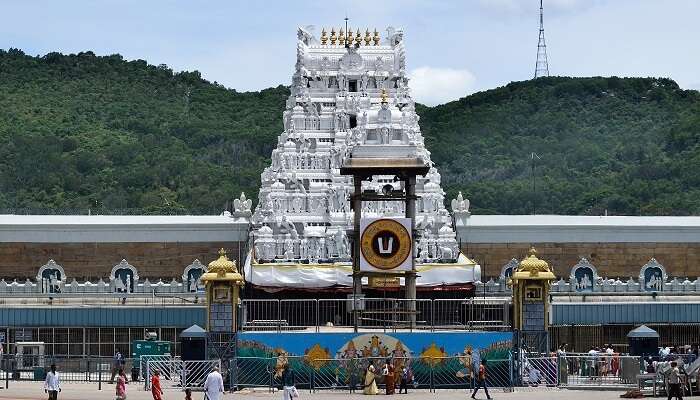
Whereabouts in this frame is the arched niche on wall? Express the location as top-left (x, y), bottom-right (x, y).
top-left (37, 259), bottom-right (66, 294)
top-left (182, 259), bottom-right (206, 293)
top-left (640, 258), bottom-right (667, 292)
top-left (110, 259), bottom-right (139, 293)
top-left (499, 258), bottom-right (519, 282)
top-left (570, 258), bottom-right (598, 292)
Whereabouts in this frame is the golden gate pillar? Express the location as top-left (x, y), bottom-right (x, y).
top-left (510, 247), bottom-right (556, 352)
top-left (202, 248), bottom-right (245, 333)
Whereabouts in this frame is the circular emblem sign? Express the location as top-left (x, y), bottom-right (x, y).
top-left (360, 219), bottom-right (412, 270)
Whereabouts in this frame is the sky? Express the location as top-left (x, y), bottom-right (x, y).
top-left (0, 0), bottom-right (698, 106)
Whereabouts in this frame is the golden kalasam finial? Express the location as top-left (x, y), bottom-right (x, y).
top-left (364, 29), bottom-right (371, 45)
top-left (347, 28), bottom-right (354, 45)
top-left (373, 29), bottom-right (380, 46)
top-left (208, 248), bottom-right (238, 276)
top-left (381, 89), bottom-right (388, 103)
top-left (338, 28), bottom-right (345, 46)
top-left (518, 246), bottom-right (551, 276)
top-left (355, 29), bottom-right (362, 46)
top-left (330, 28), bottom-right (337, 45)
top-left (320, 28), bottom-right (328, 45)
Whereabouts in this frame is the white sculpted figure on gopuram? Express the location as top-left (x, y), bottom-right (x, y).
top-left (244, 26), bottom-right (480, 289)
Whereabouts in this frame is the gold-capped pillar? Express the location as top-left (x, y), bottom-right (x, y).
top-left (201, 249), bottom-right (245, 333)
top-left (510, 247), bottom-right (556, 351)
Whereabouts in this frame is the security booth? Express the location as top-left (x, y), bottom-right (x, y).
top-left (628, 325), bottom-right (660, 358)
top-left (180, 324), bottom-right (207, 361)
top-left (12, 341), bottom-right (46, 380)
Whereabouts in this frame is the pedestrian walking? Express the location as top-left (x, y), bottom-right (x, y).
top-left (471, 359), bottom-right (492, 400)
top-left (398, 366), bottom-right (410, 394)
top-left (44, 364), bottom-right (61, 400)
top-left (348, 358), bottom-right (359, 393)
top-left (151, 369), bottom-right (163, 400)
top-left (184, 388), bottom-right (192, 400)
top-left (110, 349), bottom-right (124, 383)
top-left (116, 368), bottom-right (128, 400)
top-left (281, 363), bottom-right (298, 400)
top-left (363, 364), bottom-right (378, 395)
top-left (668, 361), bottom-right (683, 400)
top-left (203, 366), bottom-right (224, 400)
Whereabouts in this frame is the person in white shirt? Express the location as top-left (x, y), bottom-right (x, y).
top-left (44, 364), bottom-right (61, 400)
top-left (667, 361), bottom-right (683, 400)
top-left (203, 365), bottom-right (225, 400)
top-left (587, 347), bottom-right (598, 377)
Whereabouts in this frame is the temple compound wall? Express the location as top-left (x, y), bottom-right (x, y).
top-left (0, 242), bottom-right (246, 281)
top-left (454, 214), bottom-right (700, 280)
top-left (3, 214), bottom-right (700, 284)
top-left (463, 242), bottom-right (700, 279)
top-left (0, 215), bottom-right (249, 284)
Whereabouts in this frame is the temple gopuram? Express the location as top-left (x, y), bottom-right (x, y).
top-left (244, 26), bottom-right (479, 294)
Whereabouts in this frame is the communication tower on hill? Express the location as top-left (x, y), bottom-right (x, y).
top-left (534, 0), bottom-right (550, 78)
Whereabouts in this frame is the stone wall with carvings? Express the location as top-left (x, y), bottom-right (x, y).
top-left (463, 242), bottom-right (700, 279)
top-left (0, 241), bottom-right (247, 281)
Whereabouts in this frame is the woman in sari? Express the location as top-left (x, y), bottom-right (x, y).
top-left (115, 368), bottom-right (127, 400)
top-left (364, 364), bottom-right (378, 395)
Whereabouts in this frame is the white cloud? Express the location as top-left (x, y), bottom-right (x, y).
top-left (408, 67), bottom-right (477, 106)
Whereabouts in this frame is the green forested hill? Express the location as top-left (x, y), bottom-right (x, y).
top-left (1, 49), bottom-right (699, 215)
top-left (420, 77), bottom-right (700, 215)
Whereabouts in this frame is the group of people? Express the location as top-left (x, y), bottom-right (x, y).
top-left (360, 358), bottom-right (491, 399)
top-left (361, 359), bottom-right (413, 395)
top-left (555, 343), bottom-right (622, 378)
top-left (659, 345), bottom-right (700, 361)
top-left (41, 363), bottom-right (225, 400)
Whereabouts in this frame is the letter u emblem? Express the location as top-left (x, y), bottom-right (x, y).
top-left (377, 237), bottom-right (394, 254)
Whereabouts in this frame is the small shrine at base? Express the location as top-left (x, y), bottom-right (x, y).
top-left (201, 249), bottom-right (244, 332)
top-left (510, 247), bottom-right (556, 333)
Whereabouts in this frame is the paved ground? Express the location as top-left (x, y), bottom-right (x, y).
top-left (0, 382), bottom-right (630, 400)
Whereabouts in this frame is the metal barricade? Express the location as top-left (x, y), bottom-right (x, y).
top-left (144, 357), bottom-right (182, 390)
top-left (241, 298), bottom-right (511, 332)
top-left (1, 355), bottom-right (120, 383)
top-left (232, 355), bottom-right (513, 392)
top-left (241, 299), bottom-right (281, 331)
top-left (280, 299), bottom-right (318, 331)
top-left (234, 356), bottom-right (276, 389)
top-left (318, 299), bottom-right (352, 328)
top-left (520, 355), bottom-right (558, 386)
top-left (433, 298), bottom-right (509, 330)
top-left (182, 360), bottom-right (222, 389)
top-left (140, 355), bottom-right (172, 386)
top-left (558, 354), bottom-right (641, 387)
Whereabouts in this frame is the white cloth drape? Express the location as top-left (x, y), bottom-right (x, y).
top-left (245, 251), bottom-right (480, 288)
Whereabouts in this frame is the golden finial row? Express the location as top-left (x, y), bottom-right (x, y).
top-left (320, 28), bottom-right (380, 46)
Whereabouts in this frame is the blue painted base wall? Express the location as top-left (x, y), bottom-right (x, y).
top-left (238, 331), bottom-right (512, 359)
top-left (0, 307), bottom-right (206, 327)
